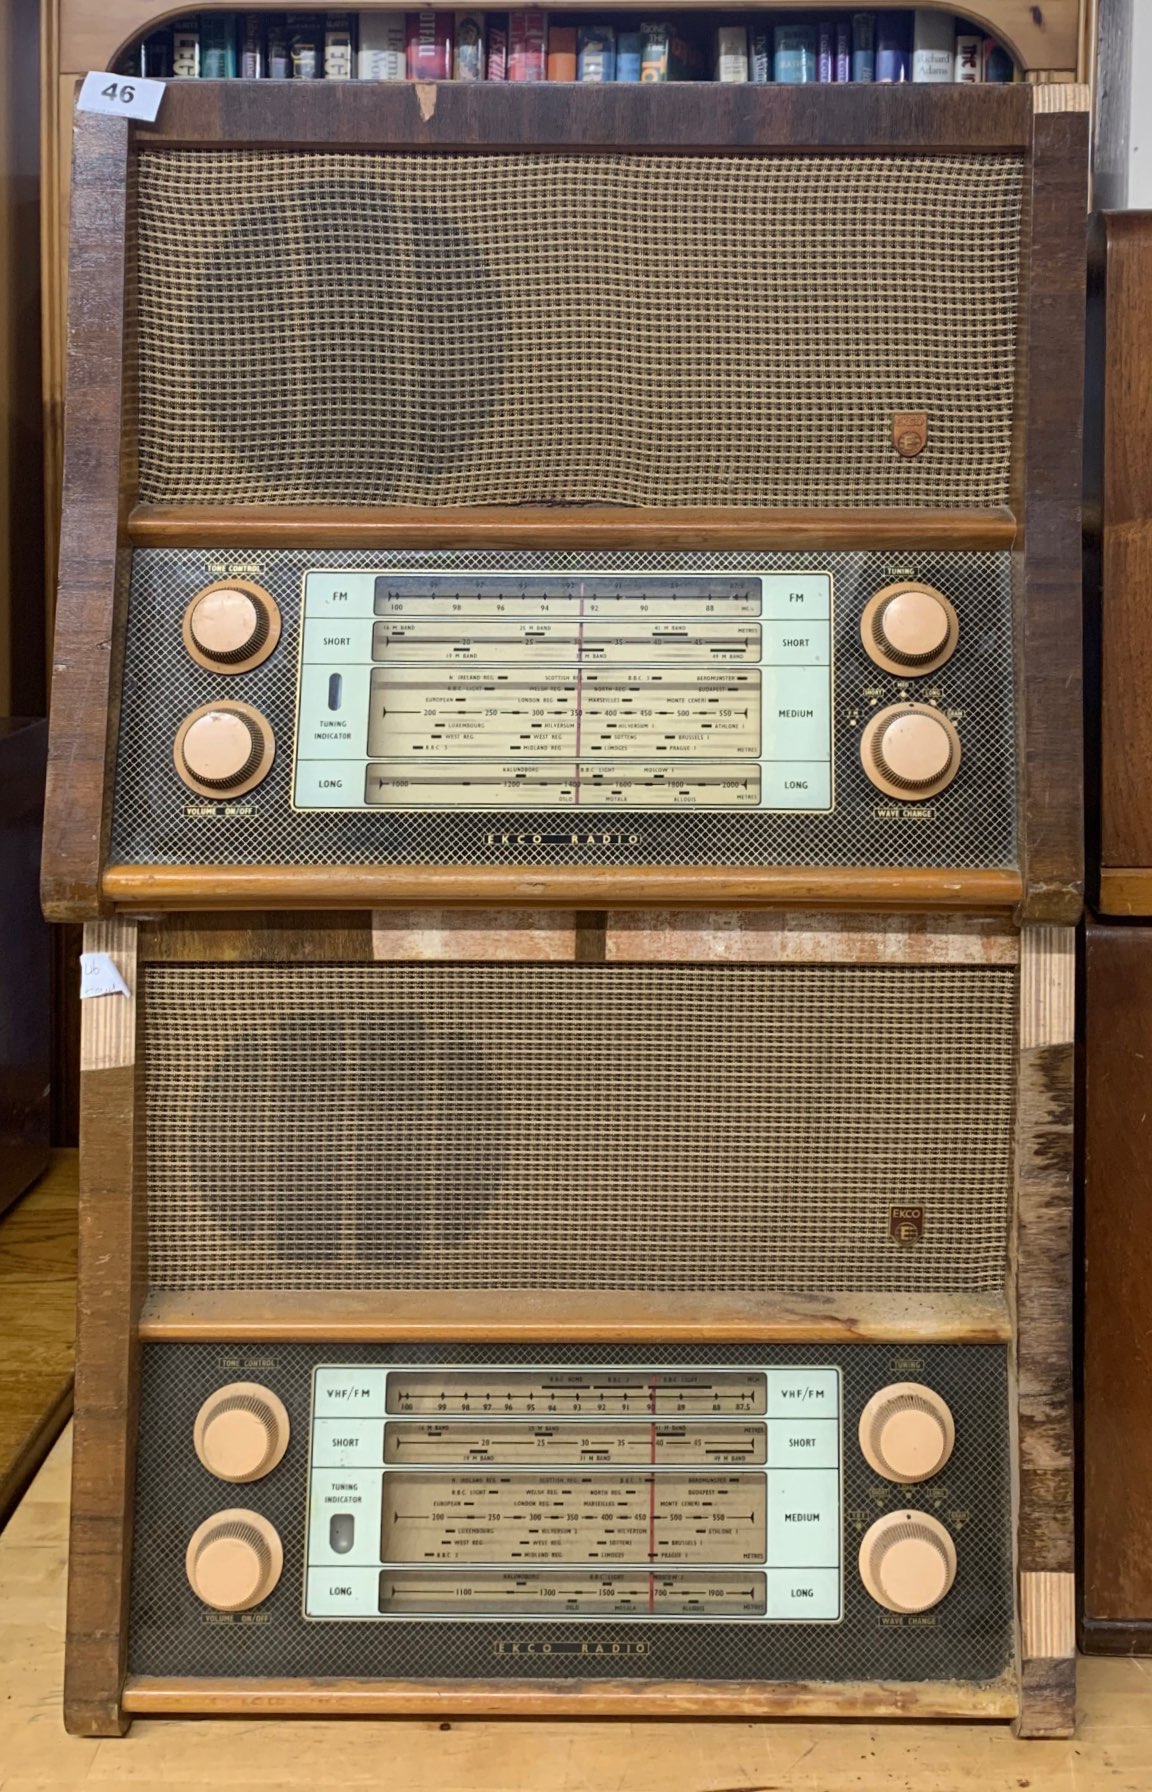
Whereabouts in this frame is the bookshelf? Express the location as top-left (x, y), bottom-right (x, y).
top-left (38, 0), bottom-right (1096, 659)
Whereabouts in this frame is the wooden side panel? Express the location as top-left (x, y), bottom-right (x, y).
top-left (1094, 215), bottom-right (1152, 895)
top-left (65, 917), bottom-right (142, 1737)
top-left (1013, 925), bottom-right (1076, 1737)
top-left (1083, 923), bottom-right (1152, 1647)
top-left (1016, 113), bottom-right (1088, 922)
top-left (42, 110), bottom-right (130, 923)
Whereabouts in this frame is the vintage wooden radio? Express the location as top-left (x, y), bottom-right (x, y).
top-left (43, 83), bottom-right (1085, 1737)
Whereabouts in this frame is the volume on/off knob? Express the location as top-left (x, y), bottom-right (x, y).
top-left (860, 703), bottom-right (961, 801)
top-left (182, 580), bottom-right (281, 671)
top-left (174, 702), bottom-right (275, 797)
top-left (861, 582), bottom-right (958, 675)
top-left (186, 1509), bottom-right (283, 1612)
top-left (194, 1382), bottom-right (291, 1483)
top-left (859, 1510), bottom-right (958, 1614)
top-left (858, 1383), bottom-right (955, 1483)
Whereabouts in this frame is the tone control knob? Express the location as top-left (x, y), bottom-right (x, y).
top-left (861, 581), bottom-right (958, 675)
top-left (858, 1510), bottom-right (958, 1614)
top-left (860, 703), bottom-right (961, 801)
top-left (186, 1509), bottom-right (283, 1612)
top-left (858, 1383), bottom-right (955, 1483)
top-left (174, 702), bottom-right (274, 797)
top-left (182, 580), bottom-right (280, 671)
top-left (194, 1382), bottom-right (290, 1483)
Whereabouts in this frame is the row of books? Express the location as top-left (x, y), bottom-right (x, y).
top-left (117, 12), bottom-right (1018, 84)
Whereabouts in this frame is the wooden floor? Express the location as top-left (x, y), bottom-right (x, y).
top-left (0, 1431), bottom-right (1150, 1791)
top-left (0, 1151), bottom-right (76, 1526)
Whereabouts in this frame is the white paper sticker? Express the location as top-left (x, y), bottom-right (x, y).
top-left (79, 952), bottom-right (131, 1001)
top-left (77, 71), bottom-right (166, 124)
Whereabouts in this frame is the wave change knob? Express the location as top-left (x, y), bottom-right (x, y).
top-left (858, 1510), bottom-right (957, 1614)
top-left (194, 1382), bottom-right (290, 1483)
top-left (185, 1509), bottom-right (283, 1612)
top-left (861, 703), bottom-right (961, 801)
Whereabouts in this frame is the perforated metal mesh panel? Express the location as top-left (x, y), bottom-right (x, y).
top-left (145, 962), bottom-right (1016, 1295)
top-left (135, 150), bottom-right (1022, 509)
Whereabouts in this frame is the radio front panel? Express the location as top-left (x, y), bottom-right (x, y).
top-left (129, 1342), bottom-right (1013, 1685)
top-left (111, 548), bottom-right (1015, 870)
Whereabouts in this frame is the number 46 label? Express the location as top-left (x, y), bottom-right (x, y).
top-left (77, 70), bottom-right (166, 123)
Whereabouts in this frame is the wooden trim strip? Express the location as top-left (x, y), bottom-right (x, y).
top-left (138, 1290), bottom-right (1012, 1344)
top-left (103, 865), bottom-right (1025, 912)
top-left (126, 503), bottom-right (1018, 553)
top-left (606, 910), bottom-right (1020, 965)
top-left (134, 80), bottom-right (1034, 153)
top-left (1018, 924), bottom-right (1076, 1046)
top-left (370, 908), bottom-right (579, 961)
top-left (120, 1674), bottom-right (1019, 1720)
top-left (1097, 868), bottom-right (1152, 916)
top-left (79, 919), bottom-right (137, 1072)
top-left (1020, 1570), bottom-right (1076, 1659)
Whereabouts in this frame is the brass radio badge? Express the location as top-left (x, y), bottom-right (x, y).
top-left (892, 412), bottom-right (929, 458)
top-left (889, 1204), bottom-right (925, 1245)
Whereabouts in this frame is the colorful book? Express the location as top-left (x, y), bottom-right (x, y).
top-left (454, 10), bottom-right (485, 78)
top-left (578, 23), bottom-right (616, 82)
top-left (287, 13), bottom-right (322, 78)
top-left (171, 15), bottom-right (200, 79)
top-left (508, 8), bottom-right (547, 80)
top-left (835, 17), bottom-right (851, 81)
top-left (953, 32), bottom-right (982, 82)
top-left (982, 38), bottom-right (1015, 82)
top-left (324, 13), bottom-right (357, 79)
top-left (486, 13), bottom-right (509, 77)
top-left (876, 11), bottom-right (910, 81)
top-left (716, 24), bottom-right (748, 83)
top-left (817, 18), bottom-right (834, 83)
top-left (200, 13), bottom-right (237, 78)
top-left (406, 11), bottom-right (454, 78)
top-left (547, 23), bottom-right (577, 79)
top-left (851, 12), bottom-right (875, 81)
top-left (358, 11), bottom-right (407, 78)
top-left (911, 8), bottom-right (953, 82)
top-left (640, 21), bottom-right (670, 82)
top-left (774, 24), bottom-right (816, 83)
top-left (616, 30), bottom-right (642, 81)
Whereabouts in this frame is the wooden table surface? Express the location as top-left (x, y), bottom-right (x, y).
top-left (1, 1431), bottom-right (1150, 1791)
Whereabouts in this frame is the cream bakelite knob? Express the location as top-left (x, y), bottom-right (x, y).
top-left (186, 1509), bottom-right (283, 1612)
top-left (860, 704), bottom-right (961, 800)
top-left (182, 580), bottom-right (280, 671)
top-left (174, 703), bottom-right (274, 797)
top-left (862, 582), bottom-right (958, 674)
top-left (194, 1382), bottom-right (290, 1482)
top-left (859, 1510), bottom-right (957, 1614)
top-left (859, 1383), bottom-right (955, 1483)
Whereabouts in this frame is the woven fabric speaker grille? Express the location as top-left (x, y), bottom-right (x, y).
top-left (144, 963), bottom-right (1016, 1294)
top-left (134, 150), bottom-right (1023, 509)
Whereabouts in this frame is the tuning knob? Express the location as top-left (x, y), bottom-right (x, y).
top-left (174, 702), bottom-right (274, 797)
top-left (185, 1509), bottom-right (283, 1611)
top-left (862, 582), bottom-right (958, 675)
top-left (860, 703), bottom-right (961, 800)
top-left (858, 1510), bottom-right (957, 1614)
top-left (183, 580), bottom-right (280, 671)
top-left (194, 1383), bottom-right (290, 1483)
top-left (859, 1383), bottom-right (955, 1483)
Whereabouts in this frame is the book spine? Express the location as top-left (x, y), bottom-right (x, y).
top-left (750, 26), bottom-right (771, 83)
top-left (911, 8), bottom-right (952, 82)
top-left (547, 23), bottom-right (577, 80)
top-left (817, 18), bottom-right (834, 82)
top-left (171, 16), bottom-right (201, 79)
top-left (616, 29), bottom-right (642, 81)
top-left (287, 13), bottom-right (322, 79)
top-left (201, 14), bottom-right (237, 78)
top-left (774, 24), bottom-right (816, 83)
top-left (716, 24), bottom-right (749, 83)
top-left (982, 38), bottom-right (1015, 82)
top-left (509, 7), bottom-right (547, 80)
top-left (238, 13), bottom-right (264, 78)
top-left (834, 17), bottom-right (851, 81)
top-left (406, 10), bottom-right (454, 79)
top-left (324, 13), bottom-right (356, 79)
top-left (267, 19), bottom-right (291, 78)
top-left (357, 13), bottom-right (407, 79)
top-left (851, 12), bottom-right (875, 82)
top-left (454, 11), bottom-right (486, 79)
top-left (640, 21), bottom-right (669, 82)
top-left (486, 13), bottom-right (508, 78)
top-left (578, 23), bottom-right (616, 82)
top-left (953, 31), bottom-right (983, 82)
top-left (875, 10), bottom-right (909, 82)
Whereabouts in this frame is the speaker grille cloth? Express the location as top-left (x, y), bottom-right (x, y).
top-left (135, 149), bottom-right (1023, 509)
top-left (145, 962), bottom-right (1016, 1294)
